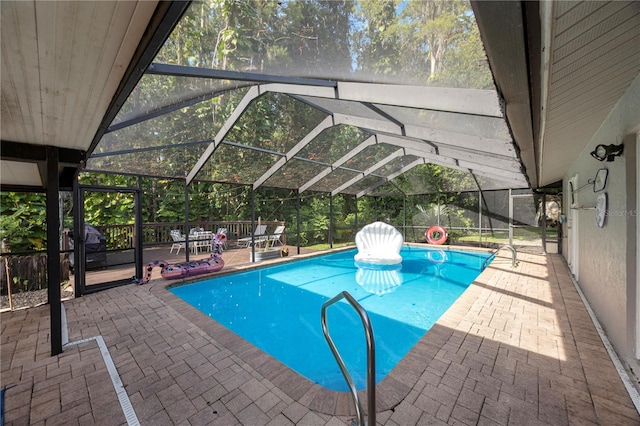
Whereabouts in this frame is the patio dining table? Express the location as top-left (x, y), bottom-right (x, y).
top-left (191, 231), bottom-right (213, 253)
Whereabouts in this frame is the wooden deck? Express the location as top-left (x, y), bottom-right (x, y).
top-left (78, 243), bottom-right (321, 288)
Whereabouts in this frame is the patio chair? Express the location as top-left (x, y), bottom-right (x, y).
top-left (265, 225), bottom-right (285, 246)
top-left (237, 224), bottom-right (267, 247)
top-left (170, 230), bottom-right (186, 255)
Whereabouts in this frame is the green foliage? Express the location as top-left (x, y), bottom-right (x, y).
top-left (353, 0), bottom-right (403, 75)
top-left (196, 0), bottom-right (481, 86)
top-left (78, 173), bottom-right (136, 226)
top-left (413, 203), bottom-right (449, 227)
top-left (0, 192), bottom-right (47, 252)
top-left (155, 182), bottom-right (187, 223)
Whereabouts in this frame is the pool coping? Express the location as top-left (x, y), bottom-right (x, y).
top-left (149, 244), bottom-right (495, 416)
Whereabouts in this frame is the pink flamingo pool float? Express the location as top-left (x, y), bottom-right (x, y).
top-left (134, 233), bottom-right (226, 284)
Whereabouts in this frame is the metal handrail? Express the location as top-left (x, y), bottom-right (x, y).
top-left (483, 244), bottom-right (517, 269)
top-left (321, 291), bottom-right (376, 426)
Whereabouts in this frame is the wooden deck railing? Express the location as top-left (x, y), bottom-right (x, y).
top-left (78, 221), bottom-right (286, 251)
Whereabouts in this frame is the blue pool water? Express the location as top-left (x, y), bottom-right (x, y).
top-left (170, 246), bottom-right (491, 391)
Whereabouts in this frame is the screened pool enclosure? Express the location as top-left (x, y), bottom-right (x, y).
top-left (64, 1), bottom-right (556, 291)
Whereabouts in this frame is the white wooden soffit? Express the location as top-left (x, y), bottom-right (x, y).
top-left (1, 1), bottom-right (158, 149)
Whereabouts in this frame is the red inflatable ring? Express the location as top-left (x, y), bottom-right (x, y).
top-left (426, 225), bottom-right (448, 245)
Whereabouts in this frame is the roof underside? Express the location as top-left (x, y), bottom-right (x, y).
top-left (0, 0), bottom-right (188, 188)
top-left (84, 1), bottom-right (530, 197)
top-left (536, 1), bottom-right (640, 186)
top-left (2, 1), bottom-right (639, 195)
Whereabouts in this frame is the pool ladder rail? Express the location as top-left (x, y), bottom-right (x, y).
top-left (321, 291), bottom-right (376, 426)
top-left (482, 244), bottom-right (518, 270)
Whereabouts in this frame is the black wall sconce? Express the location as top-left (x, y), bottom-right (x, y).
top-left (590, 143), bottom-right (624, 162)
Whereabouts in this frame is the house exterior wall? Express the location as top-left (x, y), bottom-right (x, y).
top-left (562, 73), bottom-right (640, 379)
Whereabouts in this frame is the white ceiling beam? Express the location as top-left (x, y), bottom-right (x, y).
top-left (459, 161), bottom-right (528, 184)
top-left (356, 158), bottom-right (426, 198)
top-left (403, 124), bottom-right (516, 158)
top-left (299, 135), bottom-right (377, 193)
top-left (436, 144), bottom-right (522, 172)
top-left (330, 148), bottom-right (405, 196)
top-left (402, 147), bottom-right (525, 182)
top-left (261, 82), bottom-right (503, 118)
top-left (187, 86), bottom-right (261, 184)
top-left (262, 83), bottom-right (336, 98)
top-left (374, 133), bottom-right (437, 155)
top-left (373, 133), bottom-right (522, 176)
top-left (253, 116), bottom-right (334, 190)
top-left (336, 82), bottom-right (504, 117)
top-left (427, 158), bottom-right (525, 186)
top-left (465, 166), bottom-right (525, 184)
top-left (374, 132), bottom-right (522, 174)
top-left (404, 148), bottom-right (458, 166)
top-left (333, 113), bottom-right (402, 135)
top-left (359, 163), bottom-right (526, 197)
top-left (331, 112), bottom-right (514, 159)
top-left (467, 172), bottom-right (526, 187)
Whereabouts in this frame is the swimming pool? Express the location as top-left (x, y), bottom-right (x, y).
top-left (170, 245), bottom-right (491, 391)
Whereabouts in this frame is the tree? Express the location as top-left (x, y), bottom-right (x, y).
top-left (431, 9), bottom-right (493, 88)
top-left (353, 0), bottom-right (402, 77)
top-left (401, 0), bottom-right (466, 82)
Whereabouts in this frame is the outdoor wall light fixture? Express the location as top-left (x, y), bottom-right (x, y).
top-left (590, 143), bottom-right (624, 162)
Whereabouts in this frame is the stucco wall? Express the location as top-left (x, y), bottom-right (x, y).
top-left (563, 73), bottom-right (640, 373)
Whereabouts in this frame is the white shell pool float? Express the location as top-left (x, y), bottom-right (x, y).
top-left (354, 221), bottom-right (403, 265)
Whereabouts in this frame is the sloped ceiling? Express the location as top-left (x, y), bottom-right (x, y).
top-left (0, 0), bottom-right (188, 188)
top-left (474, 0), bottom-right (640, 188)
top-left (538, 1), bottom-right (640, 186)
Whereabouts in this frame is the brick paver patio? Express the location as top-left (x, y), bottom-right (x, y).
top-left (2, 250), bottom-right (639, 425)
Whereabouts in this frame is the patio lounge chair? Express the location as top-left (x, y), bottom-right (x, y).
top-left (170, 230), bottom-right (186, 254)
top-left (237, 224), bottom-right (267, 247)
top-left (265, 225), bottom-right (285, 246)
